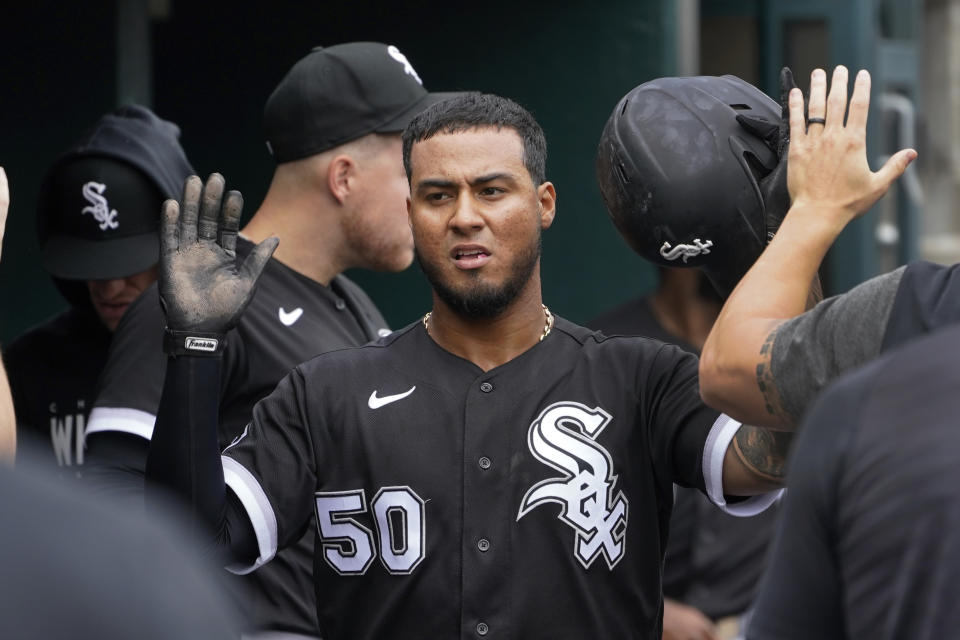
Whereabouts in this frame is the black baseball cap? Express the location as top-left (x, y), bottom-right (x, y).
top-left (264, 42), bottom-right (459, 163)
top-left (37, 105), bottom-right (194, 291)
top-left (40, 156), bottom-right (165, 280)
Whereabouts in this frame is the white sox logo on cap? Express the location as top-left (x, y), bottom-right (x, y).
top-left (517, 402), bottom-right (629, 570)
top-left (387, 45), bottom-right (422, 85)
top-left (81, 181), bottom-right (119, 231)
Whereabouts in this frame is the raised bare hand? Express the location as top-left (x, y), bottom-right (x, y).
top-left (787, 66), bottom-right (916, 225)
top-left (159, 173), bottom-right (277, 347)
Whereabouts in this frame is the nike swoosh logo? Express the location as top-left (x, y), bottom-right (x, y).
top-left (368, 386), bottom-right (416, 409)
top-left (278, 307), bottom-right (303, 326)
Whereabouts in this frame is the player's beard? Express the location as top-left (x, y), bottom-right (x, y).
top-left (417, 234), bottom-right (542, 319)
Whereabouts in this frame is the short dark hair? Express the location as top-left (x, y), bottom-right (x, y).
top-left (402, 92), bottom-right (547, 185)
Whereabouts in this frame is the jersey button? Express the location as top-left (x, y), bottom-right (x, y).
top-left (476, 622), bottom-right (489, 636)
top-left (477, 538), bottom-right (490, 552)
top-left (479, 381), bottom-right (493, 393)
top-left (478, 456), bottom-right (492, 470)
top-left (335, 298), bottom-right (346, 311)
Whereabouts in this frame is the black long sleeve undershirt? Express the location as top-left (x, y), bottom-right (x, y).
top-left (145, 355), bottom-right (259, 563)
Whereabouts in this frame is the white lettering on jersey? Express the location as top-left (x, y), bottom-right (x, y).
top-left (659, 238), bottom-right (713, 263)
top-left (81, 182), bottom-right (119, 230)
top-left (278, 307), bottom-right (303, 326)
top-left (517, 402), bottom-right (629, 569)
top-left (50, 411), bottom-right (85, 467)
top-left (387, 45), bottom-right (423, 85)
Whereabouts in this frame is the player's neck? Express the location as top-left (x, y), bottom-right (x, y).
top-left (242, 194), bottom-right (347, 287)
top-left (425, 285), bottom-right (549, 372)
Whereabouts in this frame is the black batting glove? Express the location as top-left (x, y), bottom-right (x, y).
top-left (159, 173), bottom-right (278, 356)
top-left (736, 66), bottom-right (798, 243)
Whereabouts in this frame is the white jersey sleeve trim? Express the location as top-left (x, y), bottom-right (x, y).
top-left (84, 407), bottom-right (156, 440)
top-left (702, 413), bottom-right (784, 517)
top-left (222, 455), bottom-right (279, 575)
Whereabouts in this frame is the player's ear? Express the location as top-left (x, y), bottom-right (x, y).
top-left (327, 155), bottom-right (356, 205)
top-left (537, 181), bottom-right (556, 229)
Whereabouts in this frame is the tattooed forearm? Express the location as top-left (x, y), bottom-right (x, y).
top-left (755, 321), bottom-right (798, 424)
top-left (733, 425), bottom-right (793, 484)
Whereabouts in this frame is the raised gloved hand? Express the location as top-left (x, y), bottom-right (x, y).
top-left (159, 173), bottom-right (278, 356)
top-left (735, 66), bottom-right (797, 244)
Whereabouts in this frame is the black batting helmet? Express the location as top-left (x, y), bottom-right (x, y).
top-left (596, 74), bottom-right (781, 297)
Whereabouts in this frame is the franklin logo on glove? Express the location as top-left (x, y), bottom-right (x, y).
top-left (184, 337), bottom-right (219, 352)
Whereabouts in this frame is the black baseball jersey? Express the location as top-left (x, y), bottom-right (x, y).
top-left (589, 296), bottom-right (778, 620)
top-left (748, 322), bottom-right (960, 639)
top-left (86, 237), bottom-right (389, 636)
top-left (221, 316), bottom-right (779, 639)
top-left (5, 307), bottom-right (112, 476)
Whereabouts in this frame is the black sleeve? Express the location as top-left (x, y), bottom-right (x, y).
top-left (645, 343), bottom-right (720, 492)
top-left (87, 284), bottom-right (167, 439)
top-left (881, 260), bottom-right (960, 351)
top-left (218, 367), bottom-right (319, 571)
top-left (83, 431), bottom-right (149, 508)
top-left (746, 372), bottom-right (862, 640)
top-left (145, 355), bottom-right (258, 565)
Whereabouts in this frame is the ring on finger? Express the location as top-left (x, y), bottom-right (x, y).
top-left (807, 117), bottom-right (826, 126)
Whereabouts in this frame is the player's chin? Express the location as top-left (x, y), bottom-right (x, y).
top-left (94, 302), bottom-right (129, 331)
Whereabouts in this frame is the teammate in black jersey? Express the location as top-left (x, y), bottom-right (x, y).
top-left (85, 43), bottom-right (457, 638)
top-left (4, 106), bottom-right (194, 475)
top-left (144, 93), bottom-right (799, 640)
top-left (747, 322), bottom-right (960, 639)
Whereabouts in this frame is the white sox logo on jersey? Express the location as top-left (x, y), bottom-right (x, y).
top-left (81, 182), bottom-right (119, 230)
top-left (517, 402), bottom-right (629, 570)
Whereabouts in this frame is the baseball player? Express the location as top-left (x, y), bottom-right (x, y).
top-left (84, 42), bottom-right (456, 638)
top-left (746, 322), bottom-right (960, 639)
top-left (4, 106), bottom-right (194, 475)
top-left (697, 66), bottom-right (922, 428)
top-left (145, 93), bottom-right (792, 639)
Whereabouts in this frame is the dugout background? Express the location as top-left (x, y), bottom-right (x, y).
top-left (0, 0), bottom-right (681, 342)
top-left (0, 0), bottom-right (926, 343)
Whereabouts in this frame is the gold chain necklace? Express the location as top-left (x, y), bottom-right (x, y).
top-left (423, 304), bottom-right (554, 342)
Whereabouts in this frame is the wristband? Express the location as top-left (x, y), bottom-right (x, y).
top-left (164, 328), bottom-right (226, 357)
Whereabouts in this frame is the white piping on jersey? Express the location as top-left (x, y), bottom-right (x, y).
top-left (223, 456), bottom-right (279, 575)
top-left (85, 406), bottom-right (157, 440)
top-left (702, 413), bottom-right (783, 516)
